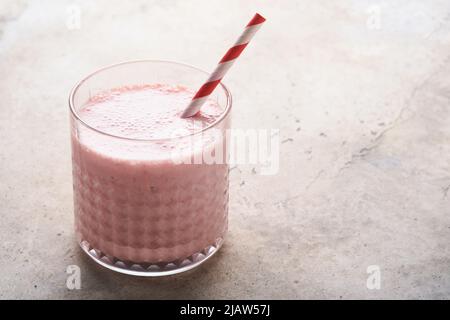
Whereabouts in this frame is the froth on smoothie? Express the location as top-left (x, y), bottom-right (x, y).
top-left (79, 84), bottom-right (223, 140)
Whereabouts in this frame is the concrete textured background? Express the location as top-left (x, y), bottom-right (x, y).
top-left (1, 0), bottom-right (450, 299)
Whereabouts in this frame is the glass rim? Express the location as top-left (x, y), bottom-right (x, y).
top-left (68, 59), bottom-right (232, 142)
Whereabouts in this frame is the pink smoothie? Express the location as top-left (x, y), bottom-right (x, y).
top-left (71, 84), bottom-right (229, 264)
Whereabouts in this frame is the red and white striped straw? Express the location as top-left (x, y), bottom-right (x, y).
top-left (181, 13), bottom-right (266, 118)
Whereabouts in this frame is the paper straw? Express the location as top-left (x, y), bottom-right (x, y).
top-left (181, 13), bottom-right (266, 118)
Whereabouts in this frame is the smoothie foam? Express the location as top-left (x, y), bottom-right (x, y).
top-left (79, 84), bottom-right (222, 140)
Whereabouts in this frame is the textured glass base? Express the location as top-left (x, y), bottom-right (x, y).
top-left (79, 238), bottom-right (224, 277)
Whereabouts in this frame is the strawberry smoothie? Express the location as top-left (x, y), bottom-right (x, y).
top-left (71, 83), bottom-right (230, 270)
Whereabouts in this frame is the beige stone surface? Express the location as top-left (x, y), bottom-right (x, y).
top-left (1, 0), bottom-right (449, 299)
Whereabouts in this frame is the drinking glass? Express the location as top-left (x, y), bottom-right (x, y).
top-left (69, 60), bottom-right (231, 276)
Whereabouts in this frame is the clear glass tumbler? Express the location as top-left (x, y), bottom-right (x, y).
top-left (69, 60), bottom-right (231, 276)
